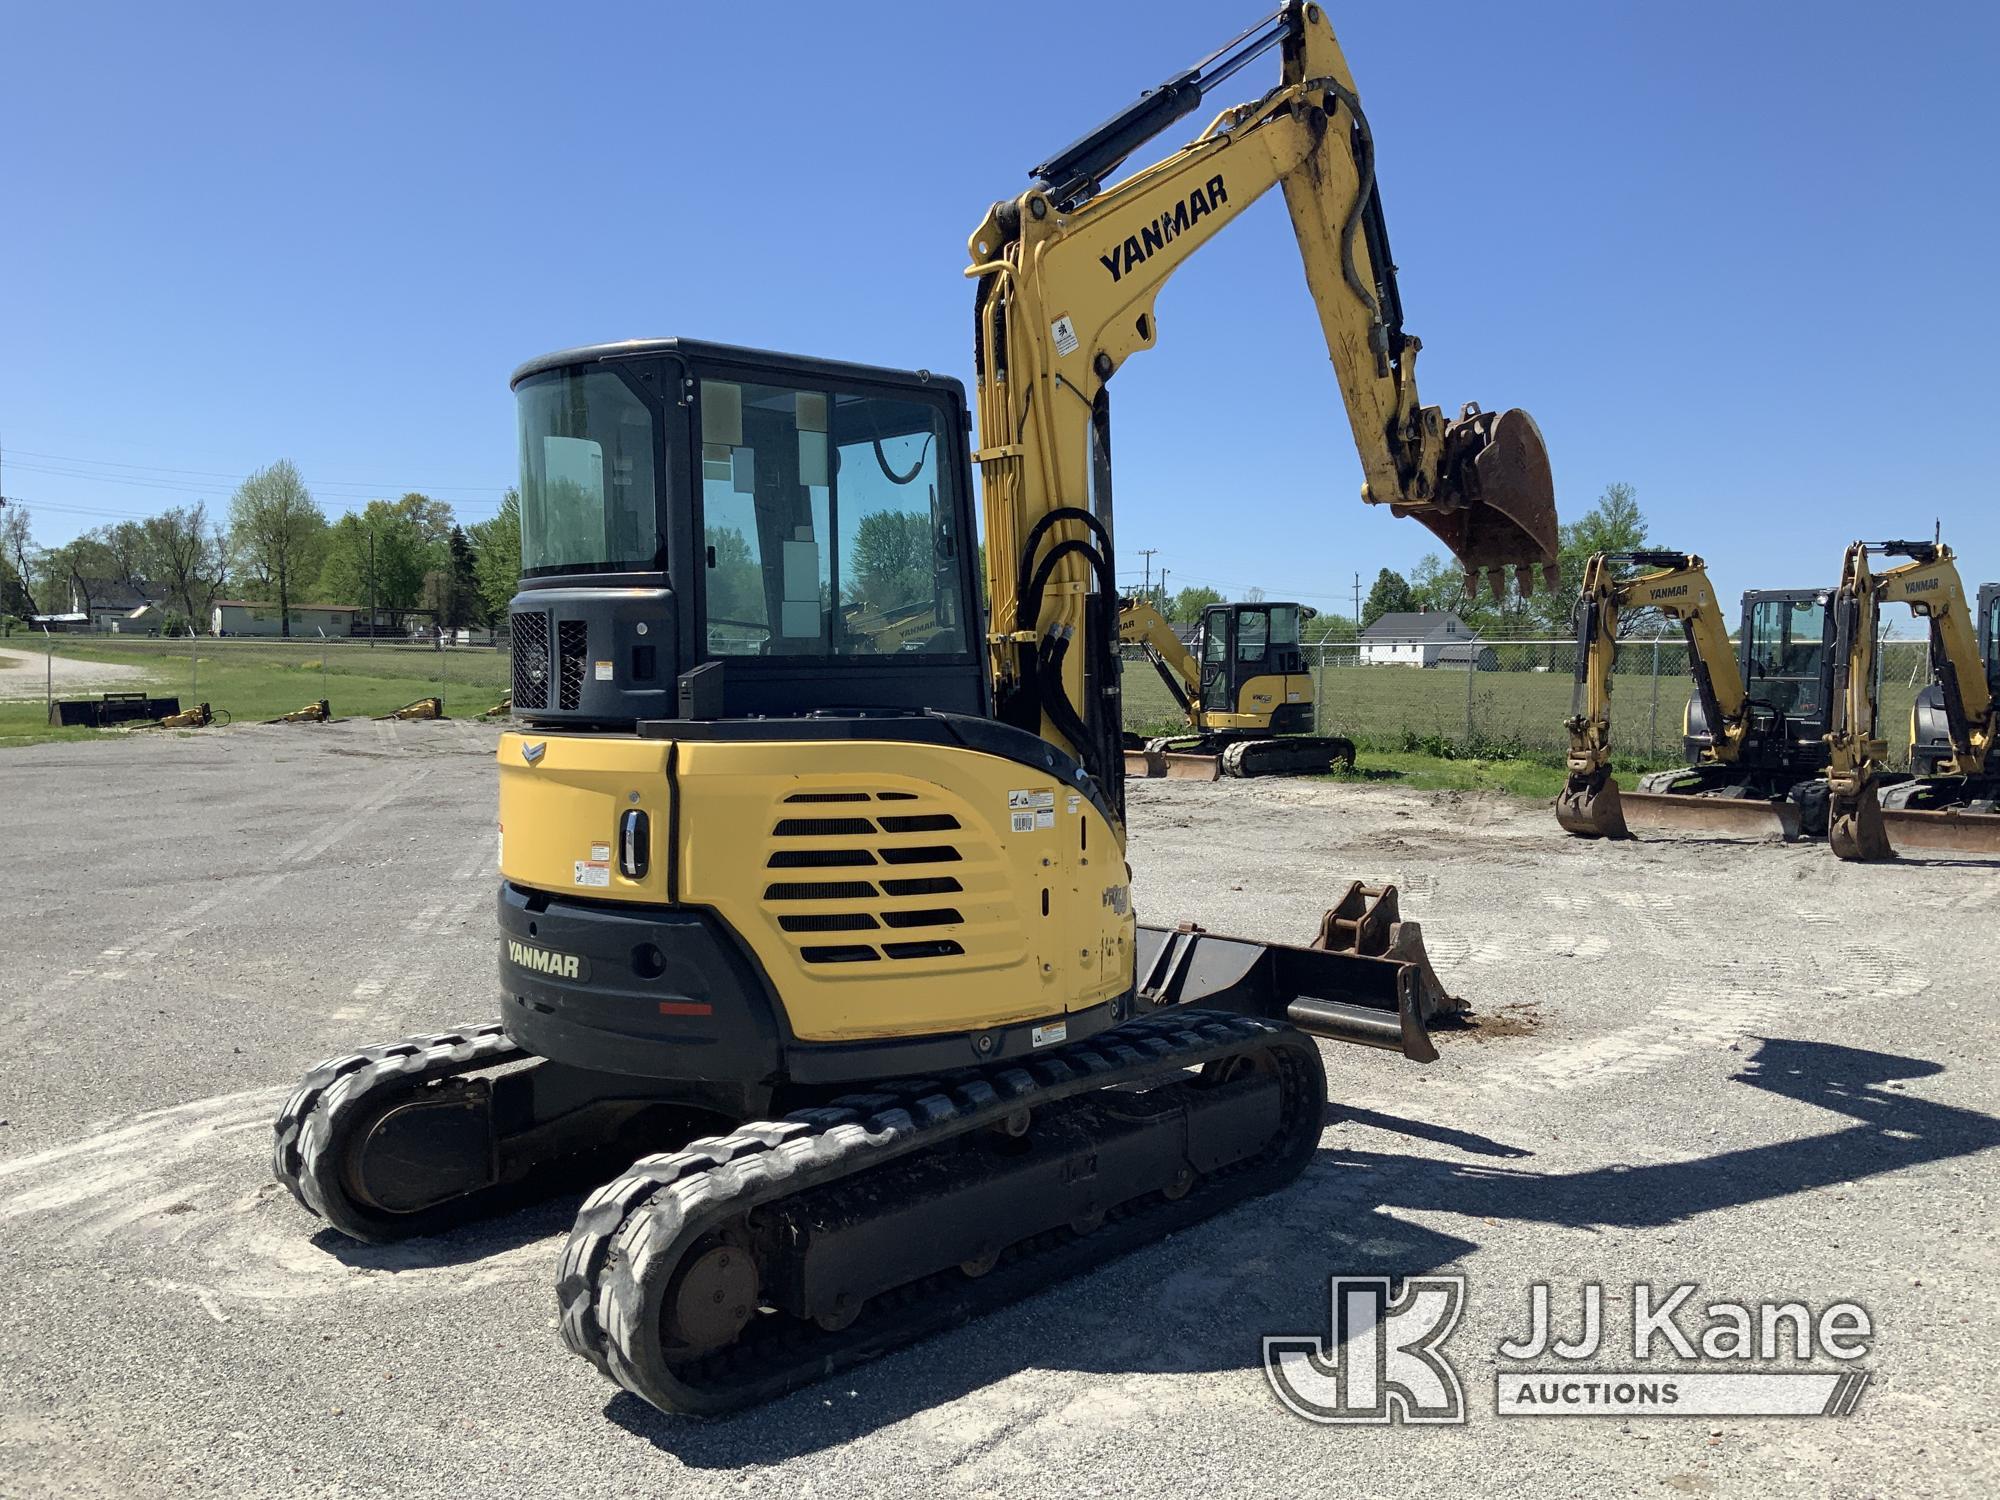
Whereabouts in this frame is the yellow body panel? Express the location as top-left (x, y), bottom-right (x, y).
top-left (498, 731), bottom-right (1132, 1043)
top-left (1212, 672), bottom-right (1311, 730)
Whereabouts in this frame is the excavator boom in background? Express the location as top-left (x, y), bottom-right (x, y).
top-left (1557, 552), bottom-right (1831, 841)
top-left (274, 1), bottom-right (1555, 1418)
top-left (1119, 597), bottom-right (1355, 778)
top-left (1825, 540), bottom-right (2000, 859)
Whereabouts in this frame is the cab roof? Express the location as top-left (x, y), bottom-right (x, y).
top-left (509, 338), bottom-right (964, 397)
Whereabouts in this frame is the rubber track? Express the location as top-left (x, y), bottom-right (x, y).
top-left (556, 1010), bottom-right (1324, 1416)
top-left (1220, 736), bottom-right (1356, 778)
top-left (270, 1023), bottom-right (525, 1237)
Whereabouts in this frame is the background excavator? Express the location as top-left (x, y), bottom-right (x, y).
top-left (1119, 596), bottom-right (1355, 778)
top-left (272, 2), bottom-right (1558, 1417)
top-left (1557, 552), bottom-right (1833, 840)
top-left (1824, 540), bottom-right (2000, 859)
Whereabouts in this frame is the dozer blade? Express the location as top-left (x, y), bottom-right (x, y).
top-left (1160, 752), bottom-right (1223, 781)
top-left (1878, 807), bottom-right (2000, 855)
top-left (1613, 790), bottom-right (1802, 842)
top-left (1134, 883), bottom-right (1460, 1064)
top-left (1123, 746), bottom-right (1167, 778)
top-left (1554, 772), bottom-right (1631, 839)
top-left (1410, 406), bottom-right (1561, 600)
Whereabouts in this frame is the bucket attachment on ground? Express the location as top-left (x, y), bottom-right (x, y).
top-left (1555, 771), bottom-right (1631, 839)
top-left (1133, 882), bottom-right (1461, 1065)
top-left (47, 692), bottom-right (184, 728)
top-left (377, 697), bottom-right (444, 721)
top-left (1829, 781), bottom-right (1894, 861)
top-left (267, 699), bottom-right (333, 725)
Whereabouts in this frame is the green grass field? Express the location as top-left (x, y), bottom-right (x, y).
top-left (0, 639), bottom-right (509, 747)
top-left (1119, 657), bottom-right (1921, 770)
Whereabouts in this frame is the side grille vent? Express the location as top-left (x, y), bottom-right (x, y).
top-left (557, 620), bottom-right (589, 710)
top-left (511, 611), bottom-right (550, 710)
top-left (763, 792), bottom-right (984, 966)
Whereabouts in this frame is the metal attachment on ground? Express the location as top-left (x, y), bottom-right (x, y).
top-left (151, 702), bottom-right (229, 730)
top-left (1311, 881), bottom-right (1461, 1024)
top-left (1555, 768), bottom-right (1630, 839)
top-left (481, 695), bottom-right (513, 718)
top-left (1828, 779), bottom-right (1895, 862)
top-left (376, 697), bottom-right (445, 721)
top-left (266, 699), bottom-right (333, 725)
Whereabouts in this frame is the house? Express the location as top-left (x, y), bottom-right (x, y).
top-left (37, 579), bottom-right (167, 632)
top-left (1359, 610), bottom-right (1482, 667)
top-left (210, 600), bottom-right (364, 637)
top-left (1432, 641), bottom-right (1500, 672)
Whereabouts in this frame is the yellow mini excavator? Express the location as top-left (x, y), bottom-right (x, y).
top-left (1557, 552), bottom-right (1834, 841)
top-left (1120, 596), bottom-right (1354, 778)
top-left (1823, 539), bottom-right (2000, 860)
top-left (274, 3), bottom-right (1557, 1416)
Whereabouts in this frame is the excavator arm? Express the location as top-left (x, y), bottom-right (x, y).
top-left (970, 2), bottom-right (1558, 793)
top-left (1117, 596), bottom-right (1205, 726)
top-left (1826, 539), bottom-right (1999, 859)
top-left (1556, 551), bottom-right (1745, 838)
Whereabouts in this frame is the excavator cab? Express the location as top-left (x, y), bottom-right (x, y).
top-left (1684, 588), bottom-right (1832, 771)
top-left (505, 341), bottom-right (988, 730)
top-left (1195, 602), bottom-right (1312, 733)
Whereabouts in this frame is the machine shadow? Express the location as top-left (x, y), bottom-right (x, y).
top-left (607, 1034), bottom-right (1999, 1466)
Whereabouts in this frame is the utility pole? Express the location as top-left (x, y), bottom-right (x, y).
top-left (1352, 571), bottom-right (1362, 628)
top-left (1137, 548), bottom-right (1158, 607)
top-left (1158, 568), bottom-right (1169, 615)
top-left (367, 526), bottom-right (376, 651)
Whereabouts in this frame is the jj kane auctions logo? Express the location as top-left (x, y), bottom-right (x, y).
top-left (1265, 1279), bottom-right (1873, 1423)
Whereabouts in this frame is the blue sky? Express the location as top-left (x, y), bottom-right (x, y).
top-left (4, 1), bottom-right (1996, 620)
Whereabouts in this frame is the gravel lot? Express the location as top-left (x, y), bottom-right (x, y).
top-left (0, 645), bottom-right (151, 700)
top-left (1, 721), bottom-right (1993, 1498)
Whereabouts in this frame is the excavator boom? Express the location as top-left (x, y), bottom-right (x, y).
top-left (1827, 540), bottom-right (2000, 859)
top-left (1557, 551), bottom-right (1813, 843)
top-left (973, 0), bottom-right (1557, 781)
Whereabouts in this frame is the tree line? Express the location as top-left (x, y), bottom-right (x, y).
top-left (0, 461), bottom-right (523, 636)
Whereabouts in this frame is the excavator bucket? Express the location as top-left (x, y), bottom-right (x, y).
top-left (1554, 772), bottom-right (1631, 839)
top-left (1830, 785), bottom-right (1895, 862)
top-left (1414, 407), bottom-right (1561, 600)
top-left (1134, 881), bottom-right (1460, 1064)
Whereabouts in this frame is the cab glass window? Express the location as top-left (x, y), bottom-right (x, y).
top-left (516, 369), bottom-right (660, 573)
top-left (697, 378), bottom-right (969, 659)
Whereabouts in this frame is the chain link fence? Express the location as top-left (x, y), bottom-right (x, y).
top-left (1121, 637), bottom-right (1937, 770)
top-left (3, 628), bottom-right (513, 724)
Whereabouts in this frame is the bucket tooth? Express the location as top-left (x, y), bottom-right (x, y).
top-left (1555, 771), bottom-right (1630, 839)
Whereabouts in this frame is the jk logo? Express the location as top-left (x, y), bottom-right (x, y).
top-left (1263, 1276), bottom-right (1467, 1424)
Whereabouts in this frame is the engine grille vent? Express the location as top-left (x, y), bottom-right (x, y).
top-left (758, 789), bottom-right (1003, 967)
top-left (558, 620), bottom-right (589, 710)
top-left (511, 611), bottom-right (550, 709)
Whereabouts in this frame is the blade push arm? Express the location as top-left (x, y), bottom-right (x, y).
top-left (970, 1), bottom-right (1558, 791)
